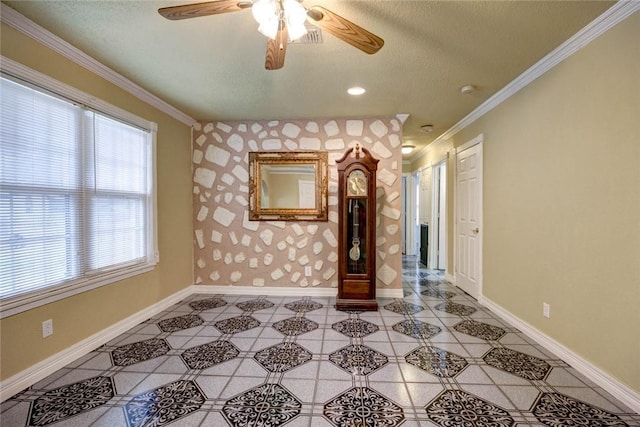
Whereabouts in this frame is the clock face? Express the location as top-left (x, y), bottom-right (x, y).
top-left (347, 170), bottom-right (367, 196)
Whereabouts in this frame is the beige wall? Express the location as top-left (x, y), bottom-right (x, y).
top-left (192, 119), bottom-right (403, 290)
top-left (0, 24), bottom-right (194, 380)
top-left (412, 13), bottom-right (640, 391)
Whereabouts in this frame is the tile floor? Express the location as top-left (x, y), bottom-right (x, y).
top-left (2, 256), bottom-right (638, 426)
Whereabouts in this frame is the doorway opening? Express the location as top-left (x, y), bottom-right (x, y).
top-left (402, 160), bottom-right (447, 273)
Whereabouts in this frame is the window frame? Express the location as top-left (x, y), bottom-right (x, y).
top-left (0, 57), bottom-right (158, 319)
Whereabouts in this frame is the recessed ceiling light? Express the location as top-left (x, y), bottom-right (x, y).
top-left (348, 86), bottom-right (366, 96)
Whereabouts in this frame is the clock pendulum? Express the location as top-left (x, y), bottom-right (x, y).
top-left (349, 200), bottom-right (361, 262)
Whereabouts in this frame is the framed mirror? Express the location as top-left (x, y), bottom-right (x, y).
top-left (248, 151), bottom-right (328, 221)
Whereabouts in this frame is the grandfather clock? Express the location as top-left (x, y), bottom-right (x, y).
top-left (336, 144), bottom-right (379, 311)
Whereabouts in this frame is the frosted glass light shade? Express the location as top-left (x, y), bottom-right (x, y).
top-left (401, 145), bottom-right (415, 154)
top-left (283, 0), bottom-right (308, 41)
top-left (252, 0), bottom-right (308, 41)
top-left (252, 0), bottom-right (279, 39)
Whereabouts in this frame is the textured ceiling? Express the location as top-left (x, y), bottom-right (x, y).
top-left (2, 0), bottom-right (615, 158)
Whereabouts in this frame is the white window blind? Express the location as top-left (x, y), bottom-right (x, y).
top-left (0, 75), bottom-right (156, 315)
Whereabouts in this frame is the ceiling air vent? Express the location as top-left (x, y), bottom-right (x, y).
top-left (289, 25), bottom-right (323, 44)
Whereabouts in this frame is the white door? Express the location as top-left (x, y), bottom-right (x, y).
top-left (432, 162), bottom-right (447, 270)
top-left (401, 176), bottom-right (406, 254)
top-left (414, 173), bottom-right (421, 256)
top-left (402, 173), bottom-right (420, 256)
top-left (455, 140), bottom-right (482, 298)
top-left (438, 164), bottom-right (447, 269)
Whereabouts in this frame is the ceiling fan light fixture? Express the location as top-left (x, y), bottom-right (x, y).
top-left (252, 0), bottom-right (308, 41)
top-left (158, 0), bottom-right (384, 70)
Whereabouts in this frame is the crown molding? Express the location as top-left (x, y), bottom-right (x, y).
top-left (409, 1), bottom-right (640, 163)
top-left (0, 3), bottom-right (196, 127)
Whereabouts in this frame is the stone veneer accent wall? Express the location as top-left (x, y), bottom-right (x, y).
top-left (192, 117), bottom-right (403, 291)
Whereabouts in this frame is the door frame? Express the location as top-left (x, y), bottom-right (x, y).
top-left (402, 172), bottom-right (418, 256)
top-left (453, 134), bottom-right (483, 297)
top-left (430, 159), bottom-right (447, 270)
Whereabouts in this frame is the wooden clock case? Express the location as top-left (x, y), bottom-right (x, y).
top-left (335, 145), bottom-right (379, 311)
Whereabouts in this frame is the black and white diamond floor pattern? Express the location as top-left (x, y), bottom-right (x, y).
top-left (28, 376), bottom-right (114, 426)
top-left (2, 257), bottom-right (638, 426)
top-left (124, 380), bottom-right (205, 427)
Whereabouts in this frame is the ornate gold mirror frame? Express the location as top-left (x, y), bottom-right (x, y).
top-left (248, 151), bottom-right (328, 221)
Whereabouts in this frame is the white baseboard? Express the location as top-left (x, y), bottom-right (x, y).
top-left (445, 273), bottom-right (456, 284)
top-left (480, 296), bottom-right (640, 414)
top-left (0, 287), bottom-right (192, 402)
top-left (190, 284), bottom-right (337, 297)
top-left (377, 288), bottom-right (404, 298)
top-left (190, 284), bottom-right (403, 299)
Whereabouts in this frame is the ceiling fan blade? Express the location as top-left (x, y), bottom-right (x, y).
top-left (158, 0), bottom-right (252, 20)
top-left (307, 6), bottom-right (384, 54)
top-left (265, 24), bottom-right (288, 70)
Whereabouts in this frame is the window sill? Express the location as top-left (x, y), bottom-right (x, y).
top-left (0, 263), bottom-right (156, 319)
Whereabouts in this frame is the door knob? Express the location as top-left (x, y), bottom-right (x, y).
top-left (472, 228), bottom-right (479, 234)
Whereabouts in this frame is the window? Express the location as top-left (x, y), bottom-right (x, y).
top-left (0, 73), bottom-right (157, 318)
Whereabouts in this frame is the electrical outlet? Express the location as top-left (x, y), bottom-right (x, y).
top-left (305, 266), bottom-right (312, 277)
top-left (543, 303), bottom-right (551, 318)
top-left (42, 319), bottom-right (54, 338)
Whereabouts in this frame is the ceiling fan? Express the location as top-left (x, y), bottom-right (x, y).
top-left (158, 0), bottom-right (384, 70)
